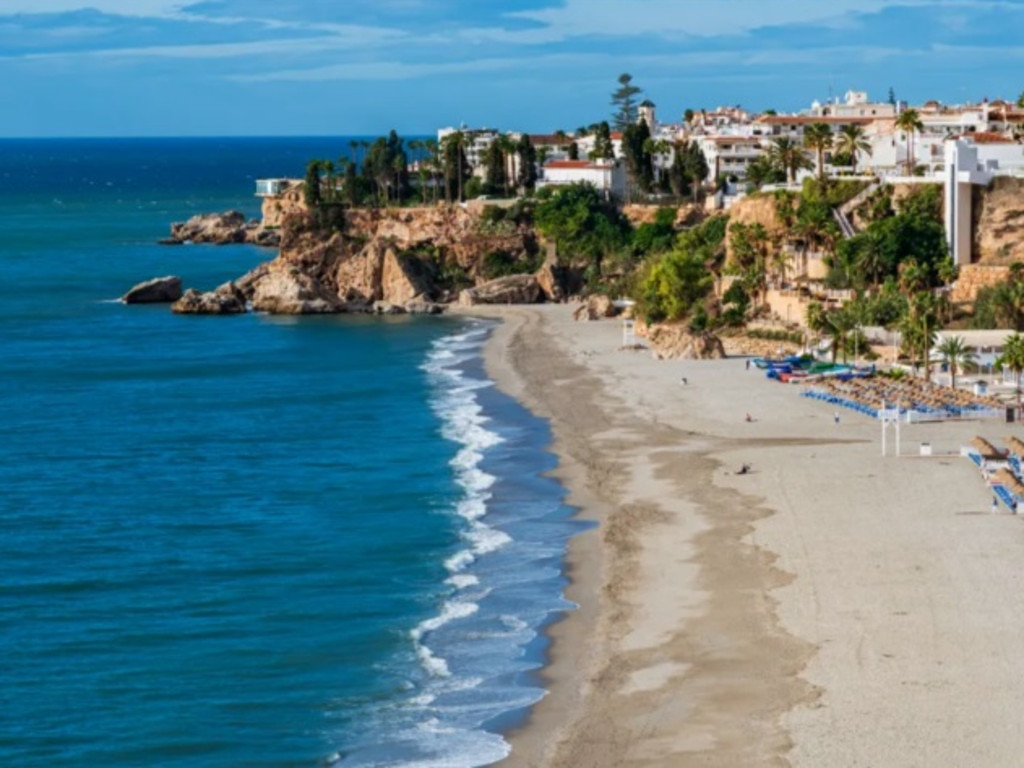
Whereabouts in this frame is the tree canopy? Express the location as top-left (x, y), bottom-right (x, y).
top-left (611, 73), bottom-right (643, 131)
top-left (533, 182), bottom-right (631, 272)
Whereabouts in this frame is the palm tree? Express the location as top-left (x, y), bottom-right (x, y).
top-left (901, 291), bottom-right (939, 382)
top-left (746, 155), bottom-right (781, 189)
top-left (997, 333), bottom-right (1024, 414)
top-left (803, 122), bottom-right (833, 180)
top-left (495, 134), bottom-right (516, 198)
top-left (423, 139), bottom-right (441, 204)
top-left (854, 229), bottom-right (886, 289)
top-left (835, 124), bottom-right (872, 174)
top-left (936, 335), bottom-right (977, 389)
top-left (554, 129), bottom-right (568, 153)
top-left (895, 108), bottom-right (924, 174)
top-left (767, 137), bottom-right (813, 184)
top-left (813, 306), bottom-right (858, 363)
top-left (991, 265), bottom-right (1024, 330)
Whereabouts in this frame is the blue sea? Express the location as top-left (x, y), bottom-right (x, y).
top-left (0, 138), bottom-right (582, 767)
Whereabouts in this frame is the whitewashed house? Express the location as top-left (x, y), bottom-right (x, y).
top-left (537, 160), bottom-right (626, 200)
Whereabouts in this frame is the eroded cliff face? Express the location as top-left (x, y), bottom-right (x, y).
top-left (260, 183), bottom-right (305, 229)
top-left (226, 204), bottom-right (542, 313)
top-left (974, 177), bottom-right (1024, 265)
top-left (723, 194), bottom-right (785, 267)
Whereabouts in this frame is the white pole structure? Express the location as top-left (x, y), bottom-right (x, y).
top-left (882, 401), bottom-right (887, 457)
top-left (896, 403), bottom-right (902, 457)
top-left (622, 318), bottom-right (636, 347)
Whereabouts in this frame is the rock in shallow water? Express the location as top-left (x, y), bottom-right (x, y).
top-left (123, 275), bottom-right (183, 304)
top-left (171, 286), bottom-right (246, 315)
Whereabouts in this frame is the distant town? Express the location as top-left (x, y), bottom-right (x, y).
top-left (259, 83), bottom-right (1024, 271)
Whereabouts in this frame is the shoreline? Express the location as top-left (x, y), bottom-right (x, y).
top-left (462, 303), bottom-right (1024, 767)
top-left (466, 304), bottom-right (815, 765)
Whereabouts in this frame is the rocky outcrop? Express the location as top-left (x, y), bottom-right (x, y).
top-left (164, 211), bottom-right (280, 247)
top-left (622, 203), bottom-right (705, 227)
top-left (535, 261), bottom-right (569, 303)
top-left (458, 275), bottom-right (543, 306)
top-left (250, 263), bottom-right (345, 314)
top-left (260, 183), bottom-right (304, 229)
top-left (123, 275), bottom-right (182, 304)
top-left (640, 322), bottom-right (728, 360)
top-left (723, 195), bottom-right (784, 267)
top-left (573, 295), bottom-right (616, 321)
top-left (171, 283), bottom-right (247, 315)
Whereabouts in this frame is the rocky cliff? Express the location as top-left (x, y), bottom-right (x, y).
top-left (722, 194), bottom-right (785, 266)
top-left (162, 211), bottom-right (280, 247)
top-left (974, 177), bottom-right (1024, 265)
top-left (179, 204), bottom-right (552, 314)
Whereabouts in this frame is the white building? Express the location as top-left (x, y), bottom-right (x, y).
top-left (695, 135), bottom-right (765, 181)
top-left (809, 90), bottom-right (896, 119)
top-left (537, 160), bottom-right (627, 200)
top-left (436, 127), bottom-right (501, 174)
top-left (944, 136), bottom-right (1024, 265)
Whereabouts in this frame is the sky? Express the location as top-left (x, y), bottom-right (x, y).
top-left (1, 0), bottom-right (1023, 137)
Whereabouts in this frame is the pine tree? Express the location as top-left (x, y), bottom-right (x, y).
top-left (611, 73), bottom-right (643, 131)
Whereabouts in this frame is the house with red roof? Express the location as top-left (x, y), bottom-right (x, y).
top-left (537, 159), bottom-right (626, 200)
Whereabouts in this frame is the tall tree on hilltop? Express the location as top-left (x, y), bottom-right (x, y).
top-left (895, 108), bottom-right (924, 174)
top-left (483, 139), bottom-right (506, 193)
top-left (803, 122), bottom-right (833, 180)
top-left (680, 140), bottom-right (709, 203)
top-left (303, 160), bottom-right (322, 209)
top-left (622, 120), bottom-right (654, 199)
top-left (836, 124), bottom-right (871, 174)
top-left (611, 73), bottom-right (643, 131)
top-left (423, 138), bottom-right (441, 204)
top-left (442, 131), bottom-right (470, 203)
top-left (515, 133), bottom-right (538, 193)
top-left (590, 121), bottom-right (615, 161)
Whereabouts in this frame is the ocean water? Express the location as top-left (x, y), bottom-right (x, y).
top-left (0, 139), bottom-right (582, 767)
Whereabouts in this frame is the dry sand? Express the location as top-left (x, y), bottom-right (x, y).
top-left (457, 304), bottom-right (1024, 768)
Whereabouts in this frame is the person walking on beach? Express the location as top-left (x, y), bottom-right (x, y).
top-left (992, 496), bottom-right (999, 514)
top-left (834, 411), bottom-right (841, 424)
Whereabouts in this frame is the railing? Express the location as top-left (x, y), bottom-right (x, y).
top-left (832, 207), bottom-right (857, 239)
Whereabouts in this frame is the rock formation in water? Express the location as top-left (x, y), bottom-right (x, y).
top-left (223, 204), bottom-right (558, 314)
top-left (171, 283), bottom-right (247, 315)
top-left (123, 275), bottom-right (183, 304)
top-left (162, 211), bottom-right (280, 247)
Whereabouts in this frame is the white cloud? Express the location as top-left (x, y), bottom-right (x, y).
top-left (0, 1), bottom-right (190, 17)
top-left (506, 0), bottom-right (976, 39)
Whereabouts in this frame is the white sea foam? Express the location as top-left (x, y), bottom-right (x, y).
top-left (396, 323), bottom-right (526, 768)
top-left (445, 573), bottom-right (479, 590)
top-left (411, 601), bottom-right (480, 679)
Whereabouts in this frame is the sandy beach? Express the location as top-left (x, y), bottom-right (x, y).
top-left (461, 304), bottom-right (1024, 767)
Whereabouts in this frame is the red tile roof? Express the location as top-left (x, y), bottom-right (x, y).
top-left (755, 115), bottom-right (875, 125)
top-left (530, 134), bottom-right (569, 146)
top-left (544, 160), bottom-right (600, 169)
top-left (955, 131), bottom-right (1018, 145)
